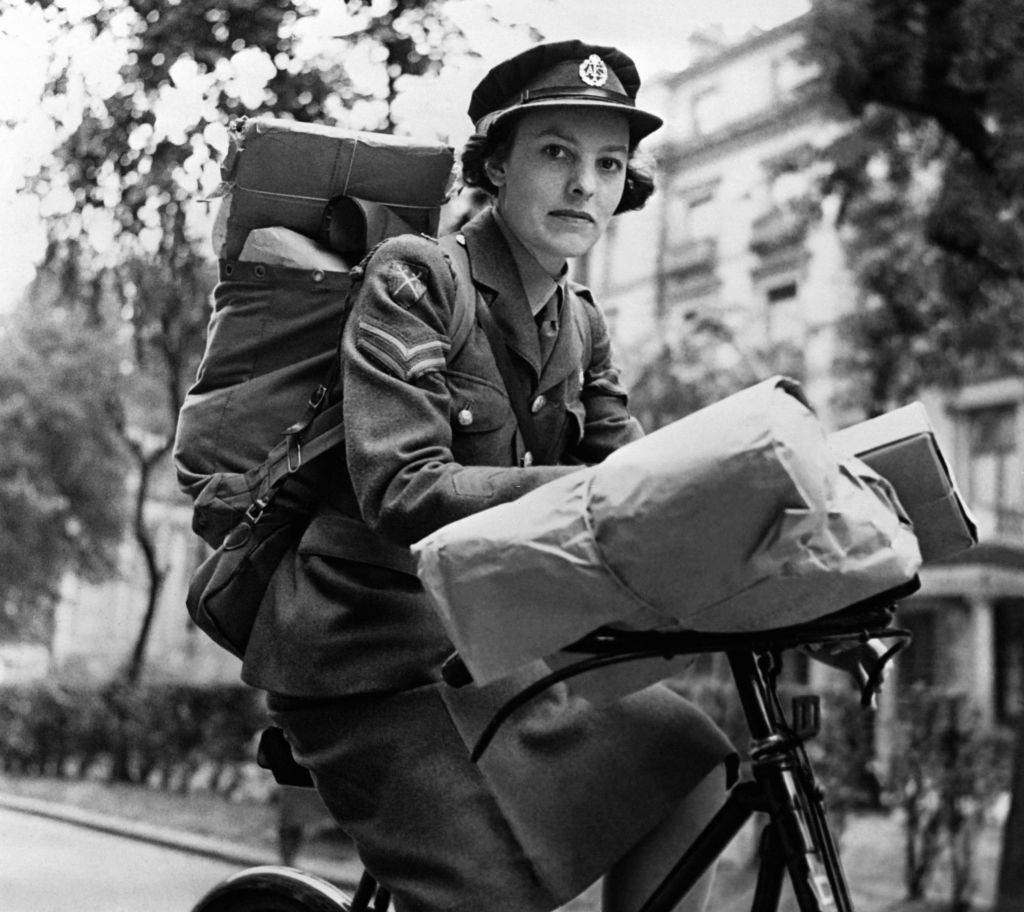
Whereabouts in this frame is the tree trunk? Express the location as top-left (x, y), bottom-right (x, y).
top-left (123, 439), bottom-right (170, 684)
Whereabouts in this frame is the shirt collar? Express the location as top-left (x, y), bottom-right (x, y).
top-left (492, 206), bottom-right (567, 317)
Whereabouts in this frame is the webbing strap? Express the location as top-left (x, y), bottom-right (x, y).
top-left (248, 235), bottom-right (478, 516)
top-left (474, 302), bottom-right (547, 463)
top-left (438, 234), bottom-right (477, 360)
top-left (258, 400), bottom-right (347, 499)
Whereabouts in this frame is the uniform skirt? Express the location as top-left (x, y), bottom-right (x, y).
top-left (269, 666), bottom-right (735, 912)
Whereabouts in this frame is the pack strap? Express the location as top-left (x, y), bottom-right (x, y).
top-left (219, 258), bottom-right (352, 289)
top-left (243, 298), bottom-right (348, 526)
top-left (244, 236), bottom-right (479, 528)
top-left (475, 303), bottom-right (547, 463)
top-left (438, 234), bottom-right (477, 360)
top-left (257, 400), bottom-right (347, 499)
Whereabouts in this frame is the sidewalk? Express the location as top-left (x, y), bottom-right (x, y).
top-left (0, 789), bottom-right (364, 890)
top-left (0, 785), bottom-right (1001, 911)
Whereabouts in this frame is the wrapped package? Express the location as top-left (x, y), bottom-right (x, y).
top-left (237, 226), bottom-right (350, 270)
top-left (829, 402), bottom-right (978, 561)
top-left (210, 117), bottom-right (455, 260)
top-left (413, 377), bottom-right (922, 686)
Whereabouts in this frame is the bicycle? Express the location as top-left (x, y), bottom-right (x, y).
top-left (190, 576), bottom-right (918, 912)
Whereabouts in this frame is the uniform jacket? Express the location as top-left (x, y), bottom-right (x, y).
top-left (242, 207), bottom-right (643, 697)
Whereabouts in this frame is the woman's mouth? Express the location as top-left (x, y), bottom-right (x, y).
top-left (549, 209), bottom-right (595, 224)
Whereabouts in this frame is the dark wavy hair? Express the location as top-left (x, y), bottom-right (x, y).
top-left (459, 117), bottom-right (655, 215)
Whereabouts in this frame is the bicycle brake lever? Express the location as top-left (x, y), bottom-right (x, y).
top-left (859, 634), bottom-right (910, 708)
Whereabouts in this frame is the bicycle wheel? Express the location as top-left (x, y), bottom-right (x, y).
top-left (190, 865), bottom-right (355, 912)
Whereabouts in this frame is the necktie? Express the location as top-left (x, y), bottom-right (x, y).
top-left (537, 286), bottom-right (561, 364)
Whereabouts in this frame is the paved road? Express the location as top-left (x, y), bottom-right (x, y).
top-left (0, 806), bottom-right (242, 912)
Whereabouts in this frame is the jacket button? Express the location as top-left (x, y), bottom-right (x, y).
top-left (457, 408), bottom-right (473, 426)
top-left (522, 451), bottom-right (534, 467)
top-left (530, 395), bottom-right (546, 413)
top-left (312, 269), bottom-right (325, 282)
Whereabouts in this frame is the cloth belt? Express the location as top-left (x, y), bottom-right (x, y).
top-left (299, 510), bottom-right (418, 577)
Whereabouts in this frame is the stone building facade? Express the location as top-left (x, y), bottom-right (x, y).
top-left (585, 16), bottom-right (1024, 731)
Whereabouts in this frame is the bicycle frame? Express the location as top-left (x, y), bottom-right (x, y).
top-left (633, 647), bottom-right (858, 912)
top-left (192, 582), bottom-right (915, 912)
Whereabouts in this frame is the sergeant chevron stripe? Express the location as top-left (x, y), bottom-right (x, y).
top-left (359, 321), bottom-right (448, 379)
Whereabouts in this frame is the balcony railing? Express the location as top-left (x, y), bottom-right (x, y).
top-left (663, 236), bottom-right (718, 278)
top-left (749, 203), bottom-right (812, 258)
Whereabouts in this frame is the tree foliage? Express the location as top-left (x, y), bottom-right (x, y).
top-left (16, 0), bottom-right (472, 676)
top-left (0, 303), bottom-right (129, 639)
top-left (802, 0), bottom-right (1024, 414)
top-left (629, 326), bottom-right (805, 431)
top-left (799, 5), bottom-right (1024, 905)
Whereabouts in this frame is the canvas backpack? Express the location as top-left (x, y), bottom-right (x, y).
top-left (174, 227), bottom-right (477, 659)
top-left (172, 117), bottom-right (461, 657)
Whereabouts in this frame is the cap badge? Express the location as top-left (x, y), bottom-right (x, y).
top-left (579, 54), bottom-right (609, 88)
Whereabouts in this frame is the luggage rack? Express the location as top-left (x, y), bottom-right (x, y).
top-left (444, 576), bottom-right (918, 762)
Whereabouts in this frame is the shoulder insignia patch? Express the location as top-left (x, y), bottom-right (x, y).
top-left (387, 261), bottom-right (427, 309)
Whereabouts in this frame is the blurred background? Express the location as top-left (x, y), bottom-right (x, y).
top-left (1, 1), bottom-right (1024, 910)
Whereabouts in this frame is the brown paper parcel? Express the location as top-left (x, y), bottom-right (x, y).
top-left (413, 377), bottom-right (922, 686)
top-left (828, 402), bottom-right (978, 562)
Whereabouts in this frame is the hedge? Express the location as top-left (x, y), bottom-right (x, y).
top-left (0, 679), bottom-right (271, 798)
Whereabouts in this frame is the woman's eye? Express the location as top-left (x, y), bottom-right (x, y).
top-left (599, 157), bottom-right (625, 173)
top-left (542, 144), bottom-right (569, 160)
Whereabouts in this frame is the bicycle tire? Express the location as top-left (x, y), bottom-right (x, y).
top-left (190, 865), bottom-right (355, 912)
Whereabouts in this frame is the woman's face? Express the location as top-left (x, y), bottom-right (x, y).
top-left (485, 107), bottom-right (630, 274)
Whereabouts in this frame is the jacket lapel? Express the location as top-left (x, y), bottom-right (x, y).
top-left (460, 209), bottom-right (543, 381)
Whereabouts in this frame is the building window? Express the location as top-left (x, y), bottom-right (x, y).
top-left (770, 53), bottom-right (816, 101)
top-left (965, 403), bottom-right (1022, 537)
top-left (667, 181), bottom-right (718, 246)
top-left (969, 403), bottom-right (1016, 453)
top-left (687, 190), bottom-right (716, 236)
top-left (767, 281), bottom-right (798, 304)
top-left (764, 278), bottom-right (802, 342)
top-left (691, 85), bottom-right (724, 135)
top-left (995, 598), bottom-right (1024, 723)
top-left (896, 610), bottom-right (938, 688)
top-left (660, 181), bottom-right (722, 307)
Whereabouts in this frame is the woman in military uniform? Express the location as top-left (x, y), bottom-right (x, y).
top-left (245, 40), bottom-right (736, 912)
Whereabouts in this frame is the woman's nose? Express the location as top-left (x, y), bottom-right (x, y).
top-left (569, 163), bottom-right (597, 198)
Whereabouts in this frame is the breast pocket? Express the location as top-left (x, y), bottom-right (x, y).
top-left (446, 369), bottom-right (517, 465)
